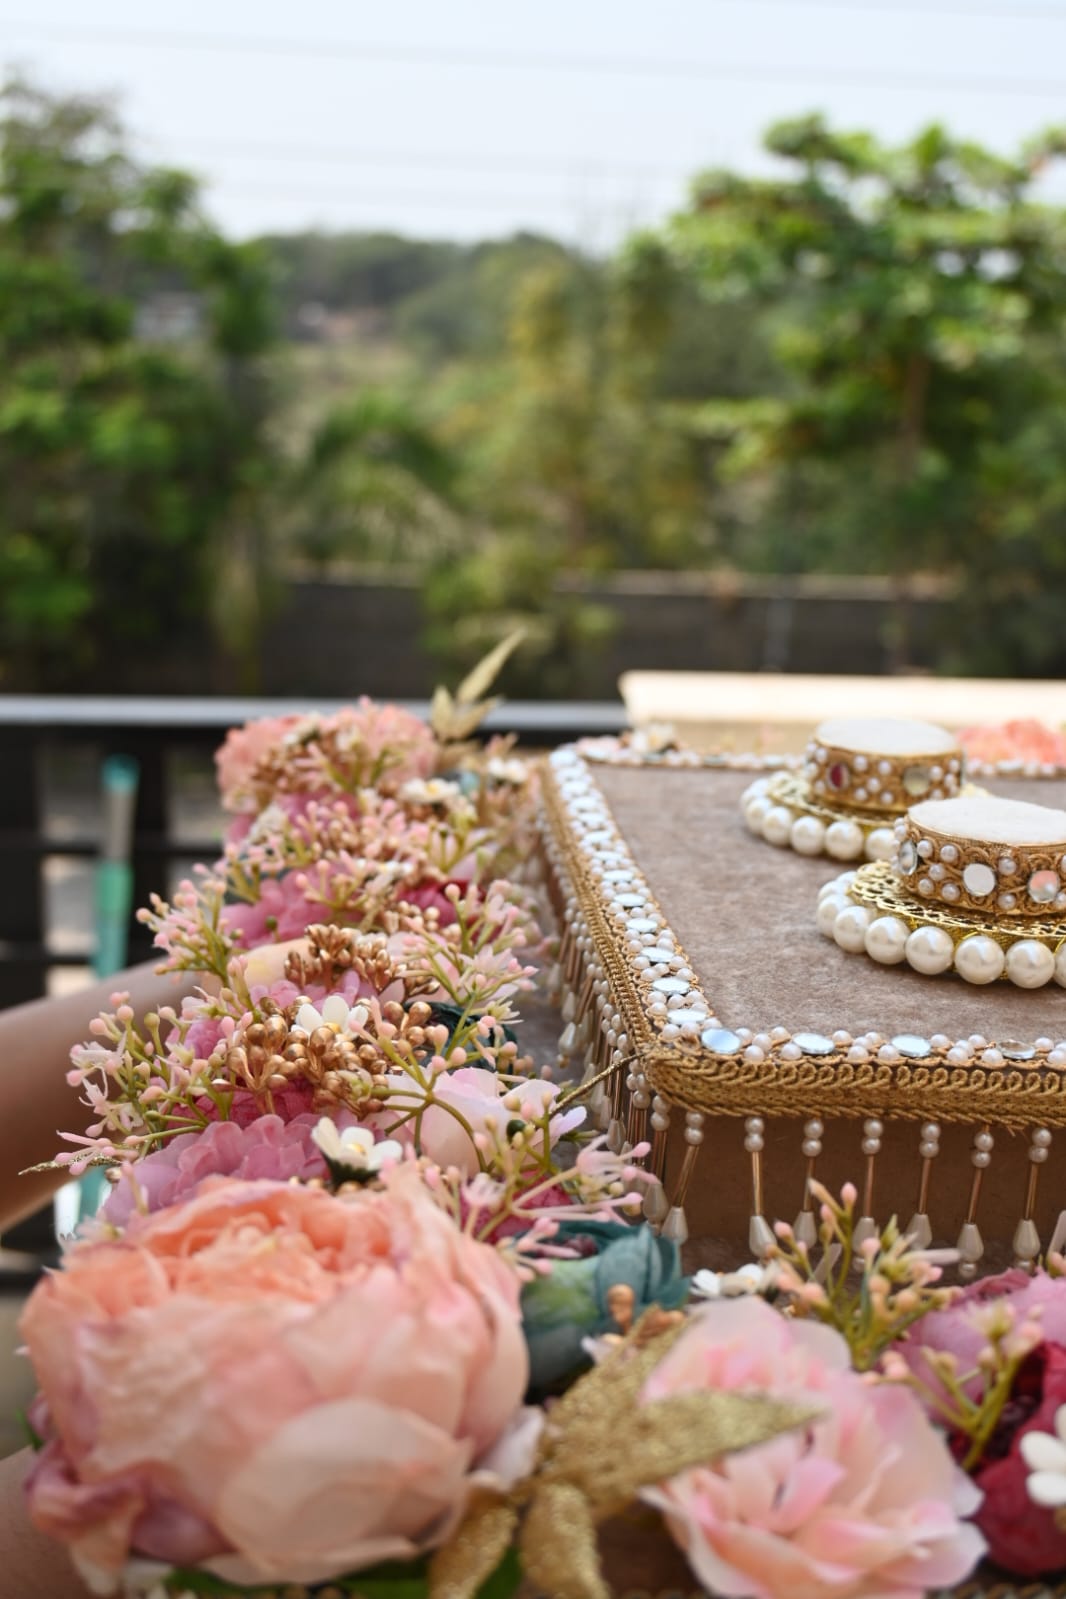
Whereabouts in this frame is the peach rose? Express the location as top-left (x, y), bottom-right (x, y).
top-left (22, 1169), bottom-right (533, 1593)
top-left (640, 1298), bottom-right (984, 1599)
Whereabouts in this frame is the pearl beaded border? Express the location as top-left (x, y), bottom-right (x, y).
top-left (819, 862), bottom-right (1066, 988)
top-left (545, 748), bottom-right (1066, 1096)
top-left (741, 771), bottom-right (899, 864)
top-left (577, 733), bottom-right (1066, 784)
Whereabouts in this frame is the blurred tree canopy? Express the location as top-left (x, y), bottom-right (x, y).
top-left (0, 77), bottom-right (276, 686)
top-left (7, 80), bottom-right (1066, 694)
top-left (664, 115), bottom-right (1066, 671)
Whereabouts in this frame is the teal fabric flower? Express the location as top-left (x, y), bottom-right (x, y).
top-left (520, 1218), bottom-right (687, 1396)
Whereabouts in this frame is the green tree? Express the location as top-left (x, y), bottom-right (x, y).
top-left (665, 115), bottom-right (1066, 671)
top-left (293, 389), bottom-right (459, 566)
top-left (0, 77), bottom-right (276, 688)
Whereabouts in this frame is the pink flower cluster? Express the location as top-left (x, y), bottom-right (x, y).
top-left (216, 701), bottom-right (438, 813)
top-left (956, 718), bottom-right (1066, 766)
top-left (98, 1114), bottom-right (339, 1227)
top-left (23, 1171), bottom-right (534, 1593)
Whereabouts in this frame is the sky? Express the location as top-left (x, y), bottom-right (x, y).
top-left (4, 0), bottom-right (1066, 246)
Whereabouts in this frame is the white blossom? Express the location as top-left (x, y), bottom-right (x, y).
top-left (1021, 1404), bottom-right (1066, 1508)
top-left (311, 1120), bottom-right (403, 1174)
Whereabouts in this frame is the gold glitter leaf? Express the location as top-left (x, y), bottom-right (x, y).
top-left (428, 1492), bottom-right (518, 1599)
top-left (549, 1389), bottom-right (821, 1513)
top-left (430, 1313), bottom-right (819, 1599)
top-left (520, 1480), bottom-right (605, 1599)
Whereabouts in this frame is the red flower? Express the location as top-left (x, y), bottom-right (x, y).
top-left (964, 1341), bottom-right (1066, 1577)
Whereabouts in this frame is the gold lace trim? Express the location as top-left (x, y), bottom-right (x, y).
top-left (849, 862), bottom-right (1066, 952)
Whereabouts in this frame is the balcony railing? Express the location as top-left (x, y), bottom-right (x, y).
top-left (0, 695), bottom-right (627, 1008)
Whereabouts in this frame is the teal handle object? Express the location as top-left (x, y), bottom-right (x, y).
top-left (61, 757), bottom-right (141, 1233)
top-left (93, 860), bottom-right (134, 981)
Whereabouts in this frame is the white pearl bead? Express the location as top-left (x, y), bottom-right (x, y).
top-left (905, 925), bottom-right (954, 975)
top-left (743, 795), bottom-right (772, 834)
top-left (816, 894), bottom-right (849, 936)
top-left (954, 935), bottom-right (1005, 985)
top-left (864, 915), bottom-right (909, 965)
top-left (825, 820), bottom-right (865, 861)
top-left (801, 1139), bottom-right (821, 1157)
top-left (1054, 944), bottom-right (1066, 988)
top-left (790, 814), bottom-right (826, 855)
top-left (761, 805), bottom-right (795, 847)
top-left (833, 904), bottom-right (875, 953)
top-left (1005, 939), bottom-right (1055, 989)
top-left (864, 827), bottom-right (897, 862)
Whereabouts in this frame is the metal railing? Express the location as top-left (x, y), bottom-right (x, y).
top-left (0, 695), bottom-right (627, 1007)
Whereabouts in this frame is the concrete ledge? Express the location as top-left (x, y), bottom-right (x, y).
top-left (620, 670), bottom-right (1066, 745)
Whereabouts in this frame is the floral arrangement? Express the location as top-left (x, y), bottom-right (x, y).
top-left (15, 673), bottom-right (1066, 1598)
top-left (956, 716), bottom-right (1066, 767)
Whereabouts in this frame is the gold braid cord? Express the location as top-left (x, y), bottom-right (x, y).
top-left (542, 754), bottom-right (1066, 1130)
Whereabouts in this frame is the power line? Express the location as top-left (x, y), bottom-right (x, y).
top-left (725, 0), bottom-right (1066, 17)
top-left (6, 18), bottom-right (1066, 99)
top-left (146, 134), bottom-right (682, 182)
top-left (203, 179), bottom-right (665, 216)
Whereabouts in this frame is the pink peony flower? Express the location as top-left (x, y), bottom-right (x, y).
top-left (99, 1114), bottom-right (342, 1227)
top-left (902, 1268), bottom-right (1066, 1401)
top-left (640, 1297), bottom-right (984, 1599)
top-left (22, 1170), bottom-right (533, 1592)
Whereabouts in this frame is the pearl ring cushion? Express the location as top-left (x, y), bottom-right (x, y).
top-left (819, 793), bottom-right (1066, 988)
top-left (741, 716), bottom-right (966, 865)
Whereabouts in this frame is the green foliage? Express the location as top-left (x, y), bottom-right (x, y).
top-left (0, 76), bottom-right (276, 686)
top-left (293, 388), bottom-right (459, 566)
top-left (665, 113), bottom-right (1066, 670)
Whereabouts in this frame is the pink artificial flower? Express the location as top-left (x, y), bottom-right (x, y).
top-left (215, 716), bottom-right (306, 812)
top-left (220, 872), bottom-right (329, 948)
top-left (22, 1170), bottom-right (534, 1593)
top-left (902, 1268), bottom-right (1066, 1401)
top-left (215, 702), bottom-right (438, 814)
top-left (99, 1114), bottom-right (343, 1227)
top-left (640, 1297), bottom-right (984, 1599)
top-left (402, 878), bottom-right (469, 927)
top-left (956, 719), bottom-right (1066, 766)
top-left (375, 1066), bottom-right (585, 1175)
